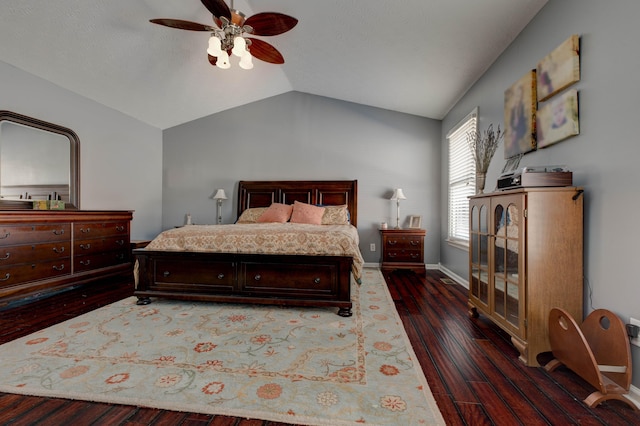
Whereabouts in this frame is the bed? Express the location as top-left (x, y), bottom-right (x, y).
top-left (133, 180), bottom-right (361, 316)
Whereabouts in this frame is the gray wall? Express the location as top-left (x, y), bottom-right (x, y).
top-left (440, 0), bottom-right (640, 386)
top-left (162, 91), bottom-right (442, 264)
top-left (0, 60), bottom-right (163, 240)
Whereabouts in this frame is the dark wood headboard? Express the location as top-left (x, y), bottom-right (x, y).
top-left (237, 180), bottom-right (358, 227)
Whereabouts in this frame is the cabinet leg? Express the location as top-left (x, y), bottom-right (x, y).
top-left (136, 296), bottom-right (151, 305)
top-left (338, 307), bottom-right (353, 317)
top-left (468, 305), bottom-right (479, 318)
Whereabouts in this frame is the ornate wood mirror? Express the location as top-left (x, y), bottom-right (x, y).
top-left (0, 111), bottom-right (79, 209)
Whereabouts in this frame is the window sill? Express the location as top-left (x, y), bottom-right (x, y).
top-left (446, 238), bottom-right (469, 251)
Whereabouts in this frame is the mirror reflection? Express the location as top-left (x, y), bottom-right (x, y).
top-left (0, 111), bottom-right (79, 209)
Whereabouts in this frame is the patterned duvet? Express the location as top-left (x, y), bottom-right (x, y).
top-left (143, 223), bottom-right (364, 281)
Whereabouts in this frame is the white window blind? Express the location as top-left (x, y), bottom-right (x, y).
top-left (447, 109), bottom-right (477, 243)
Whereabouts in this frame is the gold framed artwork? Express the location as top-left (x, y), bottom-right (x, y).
top-left (504, 70), bottom-right (537, 159)
top-left (537, 34), bottom-right (580, 102)
top-left (536, 89), bottom-right (579, 148)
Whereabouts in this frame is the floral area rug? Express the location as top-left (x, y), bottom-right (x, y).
top-left (0, 268), bottom-right (444, 425)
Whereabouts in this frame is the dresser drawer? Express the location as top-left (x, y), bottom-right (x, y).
top-left (74, 235), bottom-right (128, 255)
top-left (0, 258), bottom-right (71, 287)
top-left (0, 224), bottom-right (71, 246)
top-left (74, 221), bottom-right (129, 239)
top-left (0, 241), bottom-right (70, 265)
top-left (240, 261), bottom-right (338, 298)
top-left (74, 250), bottom-right (130, 273)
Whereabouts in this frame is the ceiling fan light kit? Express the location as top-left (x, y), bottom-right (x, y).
top-left (150, 0), bottom-right (297, 70)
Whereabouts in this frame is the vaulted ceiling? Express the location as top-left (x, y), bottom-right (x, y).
top-left (0, 0), bottom-right (547, 129)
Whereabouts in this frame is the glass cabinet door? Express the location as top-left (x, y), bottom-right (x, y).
top-left (469, 200), bottom-right (489, 309)
top-left (492, 196), bottom-right (524, 336)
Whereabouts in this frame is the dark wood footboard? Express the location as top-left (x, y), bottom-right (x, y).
top-left (134, 249), bottom-right (353, 316)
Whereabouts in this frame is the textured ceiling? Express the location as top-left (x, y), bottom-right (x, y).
top-left (0, 0), bottom-right (547, 129)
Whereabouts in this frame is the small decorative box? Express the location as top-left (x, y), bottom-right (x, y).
top-left (48, 200), bottom-right (65, 210)
top-left (33, 200), bottom-right (48, 210)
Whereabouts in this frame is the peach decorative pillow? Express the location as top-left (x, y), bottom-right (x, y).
top-left (257, 203), bottom-right (293, 223)
top-left (321, 205), bottom-right (350, 225)
top-left (236, 207), bottom-right (268, 224)
top-left (290, 201), bottom-right (326, 225)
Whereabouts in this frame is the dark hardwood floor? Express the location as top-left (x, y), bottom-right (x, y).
top-left (0, 270), bottom-right (638, 425)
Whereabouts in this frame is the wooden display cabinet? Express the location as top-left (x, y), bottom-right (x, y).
top-left (468, 187), bottom-right (583, 366)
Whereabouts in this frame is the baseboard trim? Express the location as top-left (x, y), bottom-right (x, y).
top-left (628, 385), bottom-right (640, 409)
top-left (437, 264), bottom-right (468, 289)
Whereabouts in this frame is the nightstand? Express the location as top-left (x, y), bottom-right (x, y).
top-left (380, 229), bottom-right (426, 276)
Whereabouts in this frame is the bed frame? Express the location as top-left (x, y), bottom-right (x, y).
top-left (134, 180), bottom-right (358, 316)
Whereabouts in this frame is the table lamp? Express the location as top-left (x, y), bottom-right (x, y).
top-left (390, 188), bottom-right (407, 229)
top-left (213, 189), bottom-right (227, 224)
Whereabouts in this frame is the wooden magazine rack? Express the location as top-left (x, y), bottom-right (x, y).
top-left (545, 308), bottom-right (637, 410)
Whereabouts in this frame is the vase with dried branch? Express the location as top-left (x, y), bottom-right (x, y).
top-left (467, 124), bottom-right (504, 193)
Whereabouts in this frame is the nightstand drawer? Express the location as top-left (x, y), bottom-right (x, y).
top-left (384, 249), bottom-right (423, 263)
top-left (383, 235), bottom-right (424, 250)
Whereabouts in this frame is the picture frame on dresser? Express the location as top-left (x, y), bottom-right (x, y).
top-left (408, 215), bottom-right (422, 229)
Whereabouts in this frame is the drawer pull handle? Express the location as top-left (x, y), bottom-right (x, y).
top-left (254, 274), bottom-right (261, 281)
top-left (116, 225), bottom-right (125, 232)
top-left (410, 240), bottom-right (419, 246)
top-left (80, 228), bottom-right (91, 233)
top-left (163, 271), bottom-right (170, 277)
top-left (0, 232), bottom-right (9, 239)
top-left (53, 247), bottom-right (65, 253)
top-left (0, 252), bottom-right (9, 260)
top-left (217, 273), bottom-right (225, 279)
top-left (80, 244), bottom-right (91, 250)
top-left (53, 229), bottom-right (65, 235)
top-left (314, 277), bottom-right (321, 284)
top-left (80, 260), bottom-right (91, 266)
top-left (53, 264), bottom-right (65, 271)
top-left (410, 253), bottom-right (419, 259)
top-left (115, 253), bottom-right (125, 260)
top-left (388, 240), bottom-right (397, 245)
top-left (0, 273), bottom-right (9, 281)
top-left (115, 240), bottom-right (125, 246)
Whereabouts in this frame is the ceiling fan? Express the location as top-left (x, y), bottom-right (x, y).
top-left (150, 0), bottom-right (298, 70)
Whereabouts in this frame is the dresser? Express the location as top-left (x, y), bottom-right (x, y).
top-left (380, 228), bottom-right (426, 276)
top-left (468, 187), bottom-right (583, 366)
top-left (0, 210), bottom-right (133, 307)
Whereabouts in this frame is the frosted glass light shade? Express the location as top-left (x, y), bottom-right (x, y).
top-left (207, 36), bottom-right (223, 56)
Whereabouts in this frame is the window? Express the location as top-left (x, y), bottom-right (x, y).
top-left (447, 108), bottom-right (477, 245)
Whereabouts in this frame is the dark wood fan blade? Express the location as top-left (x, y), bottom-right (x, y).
top-left (150, 19), bottom-right (213, 31)
top-left (201, 0), bottom-right (231, 20)
top-left (247, 38), bottom-right (285, 64)
top-left (208, 54), bottom-right (218, 66)
top-left (244, 13), bottom-right (298, 36)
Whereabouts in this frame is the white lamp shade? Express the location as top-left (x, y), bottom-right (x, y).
top-left (216, 51), bottom-right (231, 69)
top-left (207, 36), bottom-right (223, 56)
top-left (390, 188), bottom-right (407, 200)
top-left (239, 51), bottom-right (254, 69)
top-left (232, 36), bottom-right (247, 57)
top-left (213, 189), bottom-right (227, 200)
